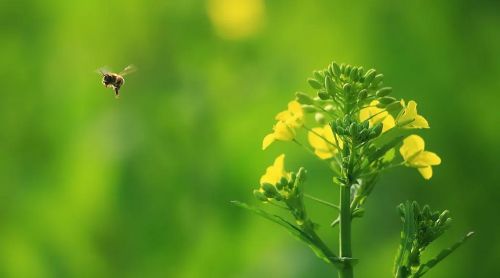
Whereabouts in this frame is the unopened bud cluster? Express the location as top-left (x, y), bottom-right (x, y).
top-left (306, 62), bottom-right (398, 111)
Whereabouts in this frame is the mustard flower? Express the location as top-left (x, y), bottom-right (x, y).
top-left (399, 135), bottom-right (441, 180)
top-left (259, 154), bottom-right (290, 185)
top-left (359, 100), bottom-right (395, 133)
top-left (395, 100), bottom-right (429, 129)
top-left (308, 125), bottom-right (343, 159)
top-left (262, 101), bottom-right (304, 150)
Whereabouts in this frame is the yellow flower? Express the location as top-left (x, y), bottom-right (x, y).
top-left (400, 135), bottom-right (441, 180)
top-left (260, 154), bottom-right (289, 185)
top-left (308, 125), bottom-right (342, 159)
top-left (262, 101), bottom-right (304, 150)
top-left (207, 0), bottom-right (265, 40)
top-left (395, 100), bottom-right (429, 129)
top-left (359, 100), bottom-right (395, 133)
top-left (275, 101), bottom-right (304, 128)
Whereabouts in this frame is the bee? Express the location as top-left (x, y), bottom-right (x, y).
top-left (97, 65), bottom-right (136, 98)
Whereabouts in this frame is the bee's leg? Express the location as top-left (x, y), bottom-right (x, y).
top-left (114, 87), bottom-right (120, 98)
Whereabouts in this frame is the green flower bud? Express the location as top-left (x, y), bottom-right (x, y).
top-left (422, 205), bottom-right (431, 218)
top-left (262, 183), bottom-right (279, 198)
top-left (314, 71), bottom-right (324, 83)
top-left (302, 105), bottom-right (317, 113)
top-left (325, 76), bottom-right (336, 96)
top-left (317, 91), bottom-right (330, 100)
top-left (363, 69), bottom-right (377, 87)
top-left (253, 189), bottom-right (268, 202)
top-left (438, 210), bottom-right (450, 224)
top-left (358, 89), bottom-right (368, 100)
top-left (336, 126), bottom-right (346, 136)
top-left (315, 113), bottom-right (326, 124)
top-left (384, 100), bottom-right (403, 113)
top-left (345, 64), bottom-right (352, 76)
top-left (357, 67), bottom-right (364, 78)
top-left (376, 87), bottom-right (393, 97)
top-left (295, 92), bottom-right (314, 104)
top-left (324, 104), bottom-right (335, 112)
top-left (308, 78), bottom-right (322, 89)
top-left (276, 177), bottom-right (288, 190)
top-left (372, 74), bottom-right (384, 87)
top-left (340, 63), bottom-right (346, 74)
top-left (350, 67), bottom-right (359, 81)
top-left (362, 119), bottom-right (370, 130)
top-left (359, 129), bottom-right (369, 141)
top-left (343, 83), bottom-right (352, 95)
top-left (349, 122), bottom-right (357, 136)
top-left (332, 62), bottom-right (341, 76)
top-left (378, 96), bottom-right (397, 106)
top-left (370, 122), bottom-right (383, 138)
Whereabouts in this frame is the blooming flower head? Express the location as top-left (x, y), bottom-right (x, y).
top-left (275, 101), bottom-right (304, 128)
top-left (359, 100), bottom-right (395, 133)
top-left (259, 154), bottom-right (290, 185)
top-left (262, 101), bottom-right (304, 150)
top-left (400, 135), bottom-right (441, 180)
top-left (396, 100), bottom-right (429, 129)
top-left (308, 125), bottom-right (343, 159)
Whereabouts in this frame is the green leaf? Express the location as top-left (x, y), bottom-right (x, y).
top-left (394, 201), bottom-right (417, 277)
top-left (231, 201), bottom-right (337, 264)
top-left (413, 231), bottom-right (475, 277)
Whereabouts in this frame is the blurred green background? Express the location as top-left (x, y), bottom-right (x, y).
top-left (1, 0), bottom-right (499, 277)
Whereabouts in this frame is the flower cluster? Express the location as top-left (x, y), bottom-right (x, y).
top-left (262, 101), bottom-right (304, 150)
top-left (235, 61), bottom-right (470, 277)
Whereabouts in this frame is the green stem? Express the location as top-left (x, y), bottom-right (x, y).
top-left (338, 143), bottom-right (355, 278)
top-left (338, 184), bottom-right (354, 278)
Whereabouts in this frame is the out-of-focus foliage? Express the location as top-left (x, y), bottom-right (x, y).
top-left (0, 0), bottom-right (498, 277)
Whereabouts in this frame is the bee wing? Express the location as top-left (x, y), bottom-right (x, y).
top-left (96, 66), bottom-right (111, 75)
top-left (119, 64), bottom-right (137, 76)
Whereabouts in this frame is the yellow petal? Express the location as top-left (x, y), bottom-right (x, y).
top-left (260, 154), bottom-right (286, 185)
top-left (288, 101), bottom-right (303, 116)
top-left (275, 110), bottom-right (290, 121)
top-left (412, 151), bottom-right (441, 166)
top-left (382, 114), bottom-right (395, 132)
top-left (262, 133), bottom-right (275, 150)
top-left (418, 166), bottom-right (433, 180)
top-left (308, 129), bottom-right (323, 148)
top-left (273, 121), bottom-right (295, 141)
top-left (315, 149), bottom-right (334, 159)
top-left (409, 115), bottom-right (429, 129)
top-left (400, 135), bottom-right (425, 161)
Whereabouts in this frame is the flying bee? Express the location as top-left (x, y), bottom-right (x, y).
top-left (97, 65), bottom-right (136, 98)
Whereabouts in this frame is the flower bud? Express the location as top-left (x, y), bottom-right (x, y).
top-left (253, 189), bottom-right (268, 202)
top-left (345, 64), bottom-right (352, 76)
top-left (314, 71), bottom-right (324, 83)
top-left (332, 62), bottom-right (341, 76)
top-left (325, 76), bottom-right (336, 96)
top-left (302, 105), bottom-right (317, 113)
top-left (296, 92), bottom-right (314, 104)
top-left (315, 113), bottom-right (326, 124)
top-left (349, 122), bottom-right (357, 136)
top-left (350, 67), bottom-right (359, 81)
top-left (372, 74), bottom-right (384, 87)
top-left (324, 104), bottom-right (335, 112)
top-left (317, 91), bottom-right (330, 100)
top-left (262, 183), bottom-right (279, 198)
top-left (343, 83), bottom-right (352, 95)
top-left (363, 69), bottom-right (377, 87)
top-left (378, 97), bottom-right (397, 106)
top-left (308, 78), bottom-right (322, 89)
top-left (376, 87), bottom-right (393, 97)
top-left (358, 89), bottom-right (368, 100)
top-left (370, 122), bottom-right (383, 138)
